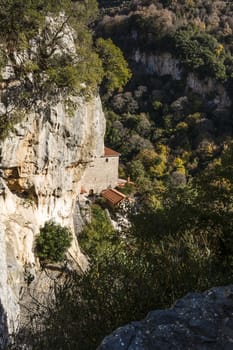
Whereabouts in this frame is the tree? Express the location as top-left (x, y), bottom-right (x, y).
top-left (35, 221), bottom-right (72, 263)
top-left (96, 37), bottom-right (132, 93)
top-left (0, 0), bottom-right (98, 45)
top-left (172, 27), bottom-right (227, 80)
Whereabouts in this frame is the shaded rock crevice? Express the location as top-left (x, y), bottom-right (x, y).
top-left (0, 300), bottom-right (8, 350)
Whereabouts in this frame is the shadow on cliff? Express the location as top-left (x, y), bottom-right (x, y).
top-left (0, 299), bottom-right (8, 350)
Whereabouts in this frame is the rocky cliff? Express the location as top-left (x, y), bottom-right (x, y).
top-left (0, 94), bottom-right (105, 333)
top-left (0, 15), bottom-right (106, 341)
top-left (133, 49), bottom-right (231, 109)
top-left (98, 285), bottom-right (233, 350)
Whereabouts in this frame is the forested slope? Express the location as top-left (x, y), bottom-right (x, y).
top-left (5, 1), bottom-right (233, 350)
top-left (97, 0), bottom-right (233, 206)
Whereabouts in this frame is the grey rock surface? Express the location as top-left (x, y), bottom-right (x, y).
top-left (98, 286), bottom-right (233, 350)
top-left (132, 50), bottom-right (231, 108)
top-left (0, 93), bottom-right (105, 334)
top-left (0, 14), bottom-right (106, 335)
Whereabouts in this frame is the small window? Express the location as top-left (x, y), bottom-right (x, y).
top-left (105, 158), bottom-right (109, 163)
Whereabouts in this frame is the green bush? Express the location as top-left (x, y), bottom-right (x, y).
top-left (171, 27), bottom-right (228, 81)
top-left (96, 37), bottom-right (132, 93)
top-left (36, 221), bottom-right (72, 263)
top-left (152, 100), bottom-right (163, 111)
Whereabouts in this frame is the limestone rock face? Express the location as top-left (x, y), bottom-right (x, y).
top-left (0, 94), bottom-right (105, 333)
top-left (133, 50), bottom-right (182, 80)
top-left (132, 50), bottom-right (231, 109)
top-left (186, 73), bottom-right (231, 108)
top-left (98, 285), bottom-right (233, 350)
top-left (0, 13), bottom-right (106, 335)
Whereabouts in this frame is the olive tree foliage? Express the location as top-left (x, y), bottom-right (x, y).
top-left (96, 37), bottom-right (132, 93)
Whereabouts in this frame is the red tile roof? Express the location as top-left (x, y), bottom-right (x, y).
top-left (104, 147), bottom-right (120, 157)
top-left (101, 188), bottom-right (126, 206)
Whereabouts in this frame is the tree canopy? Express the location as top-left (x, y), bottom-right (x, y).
top-left (96, 37), bottom-right (132, 93)
top-left (35, 221), bottom-right (72, 263)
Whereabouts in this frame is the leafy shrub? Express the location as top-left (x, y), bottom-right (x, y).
top-left (116, 183), bottom-right (135, 195)
top-left (96, 37), bottom-right (132, 92)
top-left (171, 27), bottom-right (228, 80)
top-left (175, 121), bottom-right (188, 132)
top-left (36, 221), bottom-right (72, 263)
top-left (79, 205), bottom-right (116, 258)
top-left (152, 100), bottom-right (163, 111)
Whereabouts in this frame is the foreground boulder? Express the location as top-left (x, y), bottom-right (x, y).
top-left (98, 286), bottom-right (233, 350)
top-left (0, 301), bottom-right (8, 350)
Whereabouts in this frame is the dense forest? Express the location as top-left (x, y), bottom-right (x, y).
top-left (3, 0), bottom-right (233, 349)
top-left (97, 0), bottom-right (233, 205)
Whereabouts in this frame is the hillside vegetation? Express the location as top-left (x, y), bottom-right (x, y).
top-left (10, 143), bottom-right (233, 350)
top-left (97, 0), bottom-right (233, 207)
top-left (0, 0), bottom-right (131, 138)
top-left (5, 1), bottom-right (233, 350)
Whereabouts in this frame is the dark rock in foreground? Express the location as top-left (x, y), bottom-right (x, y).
top-left (98, 286), bottom-right (233, 350)
top-left (0, 301), bottom-right (8, 350)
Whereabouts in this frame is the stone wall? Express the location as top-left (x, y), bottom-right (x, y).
top-left (81, 155), bottom-right (119, 194)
